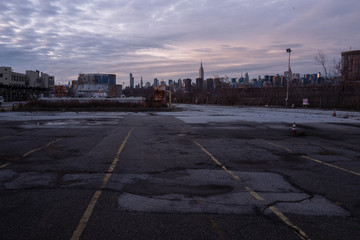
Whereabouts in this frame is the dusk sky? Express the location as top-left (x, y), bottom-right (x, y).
top-left (1, 0), bottom-right (359, 85)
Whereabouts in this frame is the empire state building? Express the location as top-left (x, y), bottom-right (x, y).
top-left (199, 61), bottom-right (204, 80)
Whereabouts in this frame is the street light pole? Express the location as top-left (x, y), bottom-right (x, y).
top-left (286, 48), bottom-right (291, 107)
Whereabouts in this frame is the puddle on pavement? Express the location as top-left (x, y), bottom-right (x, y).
top-left (21, 118), bottom-right (121, 128)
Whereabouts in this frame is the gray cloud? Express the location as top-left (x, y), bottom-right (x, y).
top-left (0, 0), bottom-right (359, 84)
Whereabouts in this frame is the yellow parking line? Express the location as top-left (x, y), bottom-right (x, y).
top-left (245, 186), bottom-right (264, 201)
top-left (1, 130), bottom-right (28, 140)
top-left (302, 155), bottom-right (360, 177)
top-left (209, 217), bottom-right (226, 240)
top-left (195, 140), bottom-right (310, 240)
top-left (262, 140), bottom-right (360, 177)
top-left (70, 128), bottom-right (134, 240)
top-left (22, 138), bottom-right (63, 157)
top-left (261, 140), bottom-right (293, 153)
top-left (268, 205), bottom-right (309, 240)
top-left (0, 163), bottom-right (10, 169)
top-left (194, 141), bottom-right (240, 181)
top-left (246, 185), bottom-right (310, 240)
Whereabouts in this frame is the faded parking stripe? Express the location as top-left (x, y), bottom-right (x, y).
top-left (70, 128), bottom-right (134, 240)
top-left (195, 140), bottom-right (311, 240)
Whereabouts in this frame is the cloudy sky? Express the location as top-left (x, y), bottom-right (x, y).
top-left (1, 0), bottom-right (359, 85)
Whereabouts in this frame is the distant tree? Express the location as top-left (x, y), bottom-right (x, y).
top-left (314, 50), bottom-right (328, 79)
top-left (331, 58), bottom-right (342, 79)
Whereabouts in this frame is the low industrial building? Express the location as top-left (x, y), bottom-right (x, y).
top-left (0, 66), bottom-right (55, 101)
top-left (71, 73), bottom-right (122, 97)
top-left (0, 67), bottom-right (26, 86)
top-left (342, 50), bottom-right (360, 82)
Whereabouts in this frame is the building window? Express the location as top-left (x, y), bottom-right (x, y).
top-left (0, 73), bottom-right (3, 78)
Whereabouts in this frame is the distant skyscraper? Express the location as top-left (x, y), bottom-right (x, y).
top-left (199, 61), bottom-right (204, 80)
top-left (160, 77), bottom-right (166, 86)
top-left (196, 78), bottom-right (204, 92)
top-left (184, 78), bottom-right (192, 92)
top-left (264, 75), bottom-right (270, 82)
top-left (273, 74), bottom-right (280, 87)
top-left (293, 73), bottom-right (300, 80)
top-left (140, 76), bottom-right (143, 88)
top-left (145, 82), bottom-right (151, 88)
top-left (130, 73), bottom-right (134, 88)
top-left (244, 72), bottom-right (249, 85)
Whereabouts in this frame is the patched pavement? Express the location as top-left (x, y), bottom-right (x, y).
top-left (0, 108), bottom-right (360, 240)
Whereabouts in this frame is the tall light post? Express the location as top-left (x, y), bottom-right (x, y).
top-left (285, 48), bottom-right (291, 107)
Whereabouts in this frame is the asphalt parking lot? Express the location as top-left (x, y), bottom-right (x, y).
top-left (0, 105), bottom-right (359, 240)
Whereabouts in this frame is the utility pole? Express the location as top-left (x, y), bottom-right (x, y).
top-left (286, 48), bottom-right (291, 107)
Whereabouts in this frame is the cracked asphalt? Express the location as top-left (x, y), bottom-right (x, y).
top-left (0, 107), bottom-right (360, 240)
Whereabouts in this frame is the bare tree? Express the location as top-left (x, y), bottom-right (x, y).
top-left (314, 50), bottom-right (328, 79)
top-left (325, 58), bottom-right (343, 85)
top-left (332, 58), bottom-right (342, 77)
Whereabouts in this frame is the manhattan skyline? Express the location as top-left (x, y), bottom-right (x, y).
top-left (1, 0), bottom-right (359, 84)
